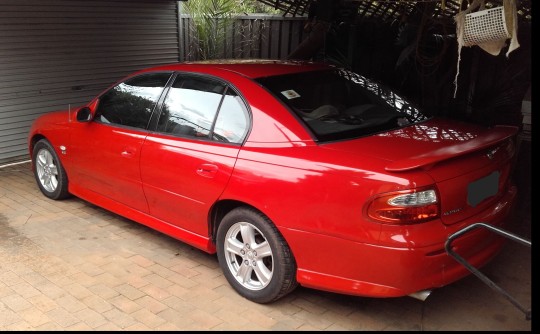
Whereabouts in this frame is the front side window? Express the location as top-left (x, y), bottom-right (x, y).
top-left (95, 72), bottom-right (172, 129)
top-left (157, 75), bottom-right (249, 144)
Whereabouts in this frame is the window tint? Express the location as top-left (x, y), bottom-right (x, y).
top-left (157, 76), bottom-right (225, 138)
top-left (213, 89), bottom-right (249, 144)
top-left (95, 73), bottom-right (171, 129)
top-left (157, 74), bottom-right (249, 144)
top-left (256, 69), bottom-right (429, 142)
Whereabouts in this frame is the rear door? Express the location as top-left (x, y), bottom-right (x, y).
top-left (140, 74), bottom-right (250, 236)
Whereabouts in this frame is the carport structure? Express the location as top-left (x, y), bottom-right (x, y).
top-left (263, 0), bottom-right (531, 139)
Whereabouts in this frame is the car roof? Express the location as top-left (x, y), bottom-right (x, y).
top-left (144, 59), bottom-right (335, 79)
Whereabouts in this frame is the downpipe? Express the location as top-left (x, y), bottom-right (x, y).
top-left (408, 290), bottom-right (432, 301)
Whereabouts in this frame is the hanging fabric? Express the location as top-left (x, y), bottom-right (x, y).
top-left (453, 0), bottom-right (520, 97)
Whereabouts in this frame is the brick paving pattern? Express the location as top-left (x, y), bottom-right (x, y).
top-left (0, 145), bottom-right (531, 330)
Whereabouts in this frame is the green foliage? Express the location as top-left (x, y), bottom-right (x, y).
top-left (232, 0), bottom-right (280, 14)
top-left (182, 0), bottom-right (279, 60)
top-left (183, 0), bottom-right (235, 60)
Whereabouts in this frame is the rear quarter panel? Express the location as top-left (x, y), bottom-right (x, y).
top-left (221, 144), bottom-right (434, 244)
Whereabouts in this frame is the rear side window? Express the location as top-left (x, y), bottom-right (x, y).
top-left (157, 75), bottom-right (249, 144)
top-left (95, 73), bottom-right (171, 129)
top-left (213, 89), bottom-right (249, 143)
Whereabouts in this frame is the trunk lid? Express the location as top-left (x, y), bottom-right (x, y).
top-left (323, 119), bottom-right (519, 225)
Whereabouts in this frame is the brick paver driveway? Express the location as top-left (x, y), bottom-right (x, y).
top-left (0, 152), bottom-right (531, 330)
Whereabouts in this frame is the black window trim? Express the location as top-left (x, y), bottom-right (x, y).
top-left (149, 71), bottom-right (253, 146)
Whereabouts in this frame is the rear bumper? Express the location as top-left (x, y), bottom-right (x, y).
top-left (283, 185), bottom-right (517, 298)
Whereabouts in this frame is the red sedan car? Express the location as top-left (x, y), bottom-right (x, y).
top-left (28, 60), bottom-right (518, 304)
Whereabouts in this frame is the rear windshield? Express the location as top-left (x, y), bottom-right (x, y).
top-left (256, 68), bottom-right (430, 142)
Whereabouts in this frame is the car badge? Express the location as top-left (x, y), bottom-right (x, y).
top-left (443, 207), bottom-right (462, 216)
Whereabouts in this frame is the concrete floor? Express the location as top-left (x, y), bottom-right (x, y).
top-left (0, 142), bottom-right (531, 330)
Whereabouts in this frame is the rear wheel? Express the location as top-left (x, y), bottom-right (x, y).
top-left (32, 139), bottom-right (70, 200)
top-left (216, 207), bottom-right (298, 304)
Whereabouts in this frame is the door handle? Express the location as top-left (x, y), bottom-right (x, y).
top-left (121, 147), bottom-right (135, 157)
top-left (196, 163), bottom-right (218, 178)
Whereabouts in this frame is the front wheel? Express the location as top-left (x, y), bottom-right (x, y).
top-left (32, 139), bottom-right (70, 200)
top-left (216, 207), bottom-right (298, 304)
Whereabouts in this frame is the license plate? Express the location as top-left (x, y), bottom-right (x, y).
top-left (467, 171), bottom-right (500, 207)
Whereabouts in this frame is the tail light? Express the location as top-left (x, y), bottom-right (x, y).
top-left (366, 188), bottom-right (440, 224)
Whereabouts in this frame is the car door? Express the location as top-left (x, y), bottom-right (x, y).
top-left (69, 72), bottom-right (172, 212)
top-left (140, 74), bottom-right (250, 236)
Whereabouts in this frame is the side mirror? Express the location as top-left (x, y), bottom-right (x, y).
top-left (76, 107), bottom-right (93, 122)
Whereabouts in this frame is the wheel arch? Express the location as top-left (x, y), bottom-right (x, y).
top-left (30, 135), bottom-right (69, 179)
top-left (208, 200), bottom-right (294, 255)
top-left (209, 200), bottom-right (255, 244)
top-left (29, 134), bottom-right (47, 158)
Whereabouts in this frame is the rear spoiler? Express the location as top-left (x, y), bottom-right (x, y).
top-left (385, 125), bottom-right (519, 172)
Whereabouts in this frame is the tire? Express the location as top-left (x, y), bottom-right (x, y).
top-left (216, 207), bottom-right (298, 304)
top-left (32, 139), bottom-right (70, 200)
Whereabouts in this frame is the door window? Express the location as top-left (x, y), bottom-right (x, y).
top-left (157, 75), bottom-right (249, 144)
top-left (95, 73), bottom-right (172, 129)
